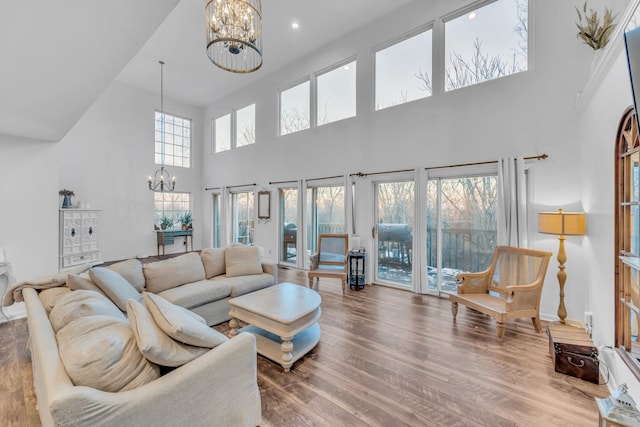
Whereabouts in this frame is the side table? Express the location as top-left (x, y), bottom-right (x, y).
top-left (348, 251), bottom-right (365, 290)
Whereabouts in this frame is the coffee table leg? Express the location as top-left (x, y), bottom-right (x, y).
top-left (229, 318), bottom-right (239, 337)
top-left (281, 337), bottom-right (294, 372)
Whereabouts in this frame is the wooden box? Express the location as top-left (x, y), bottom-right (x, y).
top-left (547, 324), bottom-right (599, 384)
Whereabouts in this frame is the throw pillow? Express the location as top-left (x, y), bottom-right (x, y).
top-left (142, 292), bottom-right (228, 348)
top-left (66, 273), bottom-right (106, 296)
top-left (142, 253), bottom-right (206, 294)
top-left (225, 246), bottom-right (263, 278)
top-left (89, 267), bottom-right (142, 312)
top-left (200, 248), bottom-right (226, 278)
top-left (49, 289), bottom-right (125, 333)
top-left (56, 315), bottom-right (160, 392)
top-left (107, 259), bottom-right (145, 292)
top-left (127, 299), bottom-right (209, 367)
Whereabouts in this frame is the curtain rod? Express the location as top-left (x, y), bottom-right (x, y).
top-left (269, 179), bottom-right (298, 185)
top-left (425, 154), bottom-right (548, 171)
top-left (350, 168), bottom-right (415, 178)
top-left (204, 187), bottom-right (220, 191)
top-left (305, 174), bottom-right (344, 182)
top-left (204, 183), bottom-right (256, 191)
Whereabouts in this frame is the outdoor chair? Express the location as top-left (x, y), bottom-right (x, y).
top-left (308, 234), bottom-right (348, 294)
top-left (449, 245), bottom-right (552, 342)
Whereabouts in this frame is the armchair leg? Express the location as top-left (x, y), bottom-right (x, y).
top-left (532, 317), bottom-right (542, 333)
top-left (451, 301), bottom-right (458, 321)
top-left (497, 322), bottom-right (505, 342)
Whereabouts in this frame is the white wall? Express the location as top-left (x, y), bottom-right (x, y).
top-left (58, 81), bottom-right (205, 262)
top-left (200, 0), bottom-right (593, 321)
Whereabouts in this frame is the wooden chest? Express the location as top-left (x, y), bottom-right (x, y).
top-left (547, 324), bottom-right (599, 384)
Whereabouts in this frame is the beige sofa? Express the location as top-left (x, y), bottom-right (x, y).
top-left (8, 246), bottom-right (277, 427)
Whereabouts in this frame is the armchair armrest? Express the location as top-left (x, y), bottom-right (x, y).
top-left (455, 270), bottom-right (491, 294)
top-left (309, 253), bottom-right (319, 271)
top-left (261, 260), bottom-right (278, 283)
top-left (505, 280), bottom-right (544, 311)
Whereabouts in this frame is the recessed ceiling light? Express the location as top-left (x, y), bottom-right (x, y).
top-left (291, 22), bottom-right (299, 29)
top-left (468, 12), bottom-right (477, 20)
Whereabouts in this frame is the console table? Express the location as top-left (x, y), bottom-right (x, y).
top-left (156, 229), bottom-right (193, 256)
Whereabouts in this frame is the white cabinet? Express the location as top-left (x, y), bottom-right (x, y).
top-left (59, 209), bottom-right (101, 270)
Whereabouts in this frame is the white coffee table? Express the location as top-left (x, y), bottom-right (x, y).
top-left (228, 282), bottom-right (321, 372)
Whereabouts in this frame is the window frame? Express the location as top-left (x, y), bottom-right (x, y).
top-left (279, 78), bottom-right (311, 136)
top-left (154, 191), bottom-right (191, 229)
top-left (213, 103), bottom-right (256, 153)
top-left (314, 56), bottom-right (357, 126)
top-left (155, 110), bottom-right (192, 168)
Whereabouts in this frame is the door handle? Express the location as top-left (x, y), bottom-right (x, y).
top-left (372, 226), bottom-right (375, 239)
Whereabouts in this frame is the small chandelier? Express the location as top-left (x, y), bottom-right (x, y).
top-left (148, 60), bottom-right (176, 192)
top-left (205, 0), bottom-right (262, 73)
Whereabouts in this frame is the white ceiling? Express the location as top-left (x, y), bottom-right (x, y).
top-left (1, 0), bottom-right (413, 142)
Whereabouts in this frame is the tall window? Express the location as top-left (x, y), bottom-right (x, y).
top-left (214, 104), bottom-right (256, 153)
top-left (316, 59), bottom-right (357, 126)
top-left (615, 107), bottom-right (640, 379)
top-left (426, 169), bottom-right (498, 294)
top-left (306, 184), bottom-right (345, 265)
top-left (214, 114), bottom-right (231, 153)
top-left (155, 112), bottom-right (191, 168)
top-left (444, 0), bottom-right (528, 91)
top-left (375, 27), bottom-right (432, 110)
top-left (212, 193), bottom-right (222, 248)
top-left (154, 192), bottom-right (190, 228)
top-left (232, 191), bottom-right (254, 245)
top-left (280, 80), bottom-right (310, 135)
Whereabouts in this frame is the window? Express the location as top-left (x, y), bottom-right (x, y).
top-left (444, 0), bottom-right (528, 91)
top-left (615, 107), bottom-right (640, 379)
top-left (232, 191), bottom-right (254, 245)
top-left (214, 114), bottom-right (231, 153)
top-left (306, 184), bottom-right (345, 267)
top-left (280, 80), bottom-right (310, 135)
top-left (154, 192), bottom-right (190, 228)
top-left (214, 104), bottom-right (256, 153)
top-left (236, 104), bottom-right (256, 147)
top-left (155, 112), bottom-right (191, 168)
top-left (375, 28), bottom-right (432, 110)
top-left (317, 59), bottom-right (357, 125)
top-left (212, 193), bottom-right (222, 248)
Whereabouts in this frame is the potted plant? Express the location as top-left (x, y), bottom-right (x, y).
top-left (160, 216), bottom-right (173, 230)
top-left (180, 211), bottom-right (193, 230)
top-left (575, 1), bottom-right (616, 51)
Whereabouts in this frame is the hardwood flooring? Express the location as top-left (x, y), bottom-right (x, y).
top-left (0, 267), bottom-right (608, 426)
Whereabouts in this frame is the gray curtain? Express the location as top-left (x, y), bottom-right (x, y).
top-left (497, 157), bottom-right (528, 247)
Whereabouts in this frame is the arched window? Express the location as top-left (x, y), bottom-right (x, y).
top-left (615, 105), bottom-right (640, 379)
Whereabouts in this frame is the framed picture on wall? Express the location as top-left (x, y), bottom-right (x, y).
top-left (258, 191), bottom-right (271, 219)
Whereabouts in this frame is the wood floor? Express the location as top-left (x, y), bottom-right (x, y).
top-left (1, 267), bottom-right (608, 426)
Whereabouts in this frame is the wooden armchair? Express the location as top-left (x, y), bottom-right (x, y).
top-left (308, 234), bottom-right (348, 294)
top-left (449, 245), bottom-right (552, 342)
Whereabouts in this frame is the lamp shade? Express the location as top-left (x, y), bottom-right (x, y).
top-left (538, 209), bottom-right (586, 236)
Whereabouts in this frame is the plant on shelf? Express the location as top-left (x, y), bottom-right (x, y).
top-left (575, 1), bottom-right (616, 51)
top-left (59, 189), bottom-right (75, 209)
top-left (160, 216), bottom-right (173, 230)
top-left (180, 211), bottom-right (193, 230)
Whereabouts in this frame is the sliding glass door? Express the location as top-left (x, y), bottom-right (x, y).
top-left (231, 191), bottom-right (254, 245)
top-left (279, 187), bottom-right (299, 265)
top-left (306, 184), bottom-right (345, 267)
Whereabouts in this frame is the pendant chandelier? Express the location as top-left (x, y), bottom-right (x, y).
top-left (205, 0), bottom-right (262, 73)
top-left (148, 60), bottom-right (176, 192)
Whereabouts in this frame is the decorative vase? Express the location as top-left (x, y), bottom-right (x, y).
top-left (62, 195), bottom-right (72, 208)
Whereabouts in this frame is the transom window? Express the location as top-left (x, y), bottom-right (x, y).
top-left (154, 192), bottom-right (190, 229)
top-left (155, 112), bottom-right (191, 168)
top-left (375, 27), bottom-right (432, 110)
top-left (316, 59), bottom-right (357, 126)
top-left (444, 0), bottom-right (528, 91)
top-left (280, 80), bottom-right (310, 136)
top-left (214, 104), bottom-right (256, 153)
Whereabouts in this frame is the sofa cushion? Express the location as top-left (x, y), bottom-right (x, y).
top-left (107, 259), bottom-right (145, 292)
top-left (56, 315), bottom-right (160, 392)
top-left (212, 273), bottom-right (275, 297)
top-left (49, 289), bottom-right (125, 332)
top-left (201, 248), bottom-right (225, 278)
top-left (224, 246), bottom-right (263, 278)
top-left (38, 287), bottom-right (71, 314)
top-left (143, 253), bottom-right (206, 294)
top-left (157, 279), bottom-right (231, 309)
top-left (142, 292), bottom-right (228, 348)
top-left (127, 299), bottom-right (210, 367)
top-left (89, 267), bottom-right (142, 312)
top-left (66, 273), bottom-right (106, 296)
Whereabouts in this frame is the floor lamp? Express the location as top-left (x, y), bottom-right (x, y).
top-left (538, 209), bottom-right (586, 324)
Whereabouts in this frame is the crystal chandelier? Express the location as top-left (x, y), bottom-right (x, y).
top-left (205, 0), bottom-right (262, 73)
top-left (148, 60), bottom-right (176, 192)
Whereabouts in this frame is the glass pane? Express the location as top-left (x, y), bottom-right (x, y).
top-left (426, 180), bottom-right (437, 291)
top-left (631, 152), bottom-right (639, 202)
top-left (215, 114), bottom-right (231, 153)
top-left (236, 104), bottom-right (256, 147)
top-left (232, 192), bottom-right (254, 245)
top-left (280, 188), bottom-right (298, 264)
top-left (280, 81), bottom-right (310, 135)
top-left (376, 181), bottom-right (414, 286)
top-left (375, 29), bottom-right (432, 110)
top-left (317, 60), bottom-right (357, 126)
top-left (306, 185), bottom-right (345, 265)
top-left (444, 0), bottom-right (528, 91)
top-left (212, 194), bottom-right (221, 248)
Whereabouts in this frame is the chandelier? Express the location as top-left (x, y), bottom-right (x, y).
top-left (148, 60), bottom-right (176, 192)
top-left (205, 0), bottom-right (262, 73)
